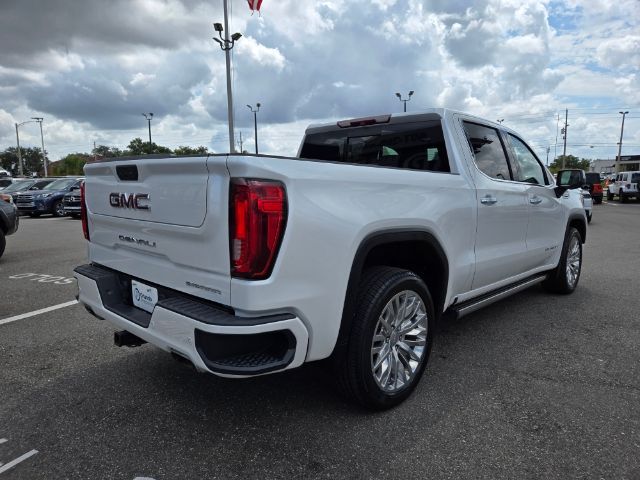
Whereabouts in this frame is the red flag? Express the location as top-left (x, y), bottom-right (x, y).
top-left (247, 0), bottom-right (263, 13)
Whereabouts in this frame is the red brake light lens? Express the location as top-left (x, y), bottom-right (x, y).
top-left (80, 181), bottom-right (90, 241)
top-left (230, 179), bottom-right (287, 279)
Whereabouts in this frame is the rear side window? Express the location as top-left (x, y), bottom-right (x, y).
top-left (632, 173), bottom-right (640, 183)
top-left (299, 121), bottom-right (450, 172)
top-left (462, 122), bottom-right (511, 180)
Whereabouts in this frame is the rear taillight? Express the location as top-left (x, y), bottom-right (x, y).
top-left (230, 178), bottom-right (287, 279)
top-left (593, 183), bottom-right (603, 193)
top-left (80, 181), bottom-right (89, 241)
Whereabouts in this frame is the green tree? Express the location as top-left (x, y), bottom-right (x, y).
top-left (0, 147), bottom-right (44, 176)
top-left (173, 145), bottom-right (209, 155)
top-left (50, 153), bottom-right (90, 176)
top-left (549, 155), bottom-right (591, 173)
top-left (126, 138), bottom-right (172, 155)
top-left (92, 144), bottom-right (125, 158)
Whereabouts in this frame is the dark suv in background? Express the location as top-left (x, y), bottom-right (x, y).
top-left (15, 177), bottom-right (84, 217)
top-left (0, 178), bottom-right (55, 204)
top-left (584, 172), bottom-right (603, 204)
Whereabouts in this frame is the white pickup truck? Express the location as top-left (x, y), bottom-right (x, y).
top-left (75, 109), bottom-right (587, 409)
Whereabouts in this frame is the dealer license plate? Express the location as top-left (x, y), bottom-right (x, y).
top-left (131, 279), bottom-right (158, 313)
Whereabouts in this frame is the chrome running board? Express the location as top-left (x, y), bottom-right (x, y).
top-left (449, 274), bottom-right (548, 320)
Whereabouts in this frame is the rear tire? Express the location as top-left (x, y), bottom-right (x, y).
top-left (0, 230), bottom-right (5, 259)
top-left (594, 197), bottom-right (602, 205)
top-left (587, 212), bottom-right (592, 223)
top-left (607, 190), bottom-right (613, 201)
top-left (543, 227), bottom-right (582, 294)
top-left (336, 266), bottom-right (435, 410)
top-left (621, 192), bottom-right (628, 203)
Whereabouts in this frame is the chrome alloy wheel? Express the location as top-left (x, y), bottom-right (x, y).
top-left (371, 290), bottom-right (428, 392)
top-left (566, 234), bottom-right (581, 288)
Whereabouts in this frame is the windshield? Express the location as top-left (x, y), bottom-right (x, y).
top-left (2, 180), bottom-right (35, 192)
top-left (43, 179), bottom-right (77, 190)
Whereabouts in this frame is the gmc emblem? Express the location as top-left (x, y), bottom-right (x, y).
top-left (109, 192), bottom-right (150, 210)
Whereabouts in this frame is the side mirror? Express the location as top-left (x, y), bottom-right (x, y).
top-left (556, 169), bottom-right (585, 189)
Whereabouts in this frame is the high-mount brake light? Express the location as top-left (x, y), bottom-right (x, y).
top-left (80, 181), bottom-right (90, 241)
top-left (337, 114), bottom-right (391, 128)
top-left (230, 179), bottom-right (287, 280)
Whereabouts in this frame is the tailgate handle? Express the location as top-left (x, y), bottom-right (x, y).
top-left (116, 165), bottom-right (139, 181)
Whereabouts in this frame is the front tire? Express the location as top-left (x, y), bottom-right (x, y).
top-left (543, 227), bottom-right (582, 294)
top-left (337, 267), bottom-right (435, 410)
top-left (587, 211), bottom-right (592, 223)
top-left (53, 200), bottom-right (65, 217)
top-left (621, 192), bottom-right (628, 203)
top-left (607, 190), bottom-right (614, 201)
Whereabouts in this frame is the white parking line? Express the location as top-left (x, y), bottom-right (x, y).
top-left (0, 439), bottom-right (6, 444)
top-left (0, 301), bottom-right (78, 327)
top-left (0, 449), bottom-right (38, 474)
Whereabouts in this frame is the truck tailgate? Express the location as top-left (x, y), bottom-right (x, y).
top-left (84, 156), bottom-right (232, 305)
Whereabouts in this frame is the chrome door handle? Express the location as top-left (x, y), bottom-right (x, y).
top-left (529, 196), bottom-right (542, 205)
top-left (480, 195), bottom-right (497, 205)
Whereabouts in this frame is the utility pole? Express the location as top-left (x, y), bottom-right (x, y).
top-left (213, 1), bottom-right (242, 153)
top-left (616, 111), bottom-right (629, 172)
top-left (562, 108), bottom-right (568, 169)
top-left (142, 113), bottom-right (154, 145)
top-left (546, 146), bottom-right (550, 166)
top-left (247, 103), bottom-right (260, 154)
top-left (32, 117), bottom-right (46, 177)
top-left (554, 113), bottom-right (560, 162)
top-left (15, 123), bottom-right (23, 176)
top-left (237, 131), bottom-right (244, 153)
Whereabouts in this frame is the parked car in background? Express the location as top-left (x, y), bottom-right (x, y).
top-left (15, 177), bottom-right (84, 217)
top-left (557, 169), bottom-right (592, 223)
top-left (584, 172), bottom-right (603, 204)
top-left (0, 198), bottom-right (19, 259)
top-left (607, 171), bottom-right (640, 202)
top-left (63, 185), bottom-right (82, 218)
top-left (0, 168), bottom-right (12, 189)
top-left (0, 178), bottom-right (55, 204)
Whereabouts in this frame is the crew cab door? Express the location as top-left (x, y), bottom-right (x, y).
top-left (459, 120), bottom-right (531, 289)
top-left (504, 133), bottom-right (564, 268)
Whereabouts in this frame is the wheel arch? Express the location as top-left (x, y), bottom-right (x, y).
top-left (567, 213), bottom-right (587, 243)
top-left (332, 229), bottom-right (449, 357)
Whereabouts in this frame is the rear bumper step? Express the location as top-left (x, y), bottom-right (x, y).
top-left (74, 263), bottom-right (309, 377)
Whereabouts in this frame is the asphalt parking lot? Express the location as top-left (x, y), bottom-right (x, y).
top-left (1, 205), bottom-right (639, 480)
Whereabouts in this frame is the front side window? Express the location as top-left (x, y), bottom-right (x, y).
top-left (462, 122), bottom-right (511, 180)
top-left (507, 134), bottom-right (547, 185)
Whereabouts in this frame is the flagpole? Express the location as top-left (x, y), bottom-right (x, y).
top-left (223, 0), bottom-right (235, 153)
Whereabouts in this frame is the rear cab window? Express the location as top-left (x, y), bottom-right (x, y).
top-left (299, 119), bottom-right (451, 173)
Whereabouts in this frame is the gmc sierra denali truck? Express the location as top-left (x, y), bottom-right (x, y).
top-left (75, 109), bottom-right (587, 409)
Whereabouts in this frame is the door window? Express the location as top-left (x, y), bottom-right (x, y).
top-left (462, 122), bottom-right (512, 180)
top-left (507, 134), bottom-right (548, 185)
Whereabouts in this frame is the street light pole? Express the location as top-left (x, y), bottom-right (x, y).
top-left (247, 103), bottom-right (260, 154)
top-left (142, 113), bottom-right (154, 145)
top-left (15, 123), bottom-right (23, 176)
top-left (616, 111), bottom-right (629, 172)
top-left (395, 91), bottom-right (414, 112)
top-left (32, 117), bottom-right (47, 177)
top-left (213, 1), bottom-right (242, 153)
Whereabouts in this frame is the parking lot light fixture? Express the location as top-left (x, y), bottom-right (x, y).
top-left (395, 91), bottom-right (414, 112)
top-left (31, 117), bottom-right (47, 177)
top-left (247, 103), bottom-right (261, 154)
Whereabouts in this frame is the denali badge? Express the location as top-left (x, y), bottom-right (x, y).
top-left (118, 234), bottom-right (157, 248)
top-left (109, 192), bottom-right (150, 210)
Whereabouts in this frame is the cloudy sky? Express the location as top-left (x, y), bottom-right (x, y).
top-left (0, 0), bottom-right (638, 164)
